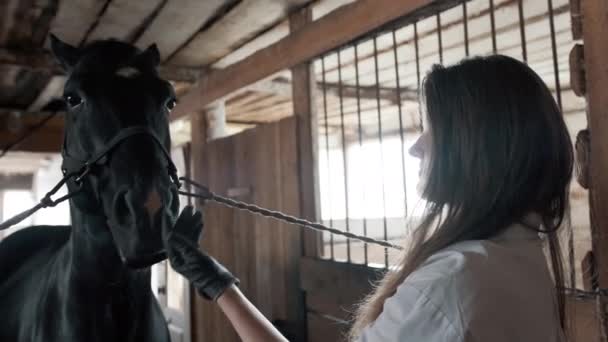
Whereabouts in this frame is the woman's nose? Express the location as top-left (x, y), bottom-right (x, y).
top-left (409, 136), bottom-right (425, 159)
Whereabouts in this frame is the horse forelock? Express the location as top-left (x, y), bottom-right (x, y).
top-left (71, 40), bottom-right (156, 79)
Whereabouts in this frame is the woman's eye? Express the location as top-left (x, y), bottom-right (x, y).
top-left (64, 93), bottom-right (83, 109)
top-left (165, 98), bottom-right (177, 111)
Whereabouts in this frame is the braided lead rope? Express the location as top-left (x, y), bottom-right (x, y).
top-left (0, 171), bottom-right (81, 230)
top-left (177, 177), bottom-right (404, 251)
top-left (560, 287), bottom-right (608, 300)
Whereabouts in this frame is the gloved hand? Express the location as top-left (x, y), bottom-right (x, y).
top-left (163, 205), bottom-right (239, 301)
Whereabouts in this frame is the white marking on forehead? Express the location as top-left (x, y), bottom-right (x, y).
top-left (115, 66), bottom-right (141, 78)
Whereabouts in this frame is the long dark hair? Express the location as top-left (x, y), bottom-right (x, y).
top-left (350, 55), bottom-right (573, 338)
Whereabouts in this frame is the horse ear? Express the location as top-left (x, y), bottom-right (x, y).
top-left (49, 34), bottom-right (81, 71)
top-left (139, 44), bottom-right (161, 68)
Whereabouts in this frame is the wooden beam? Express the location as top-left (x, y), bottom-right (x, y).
top-left (0, 110), bottom-right (65, 129)
top-left (0, 110), bottom-right (63, 153)
top-left (213, 21), bottom-right (290, 68)
top-left (49, 0), bottom-right (107, 46)
top-left (0, 0), bottom-right (20, 45)
top-left (0, 48), bottom-right (203, 83)
top-left (229, 77), bottom-right (418, 110)
top-left (27, 76), bottom-right (66, 112)
top-left (582, 0), bottom-right (608, 340)
top-left (85, 0), bottom-right (164, 43)
top-left (0, 174), bottom-right (33, 190)
top-left (321, 81), bottom-right (417, 104)
top-left (170, 0), bottom-right (450, 120)
top-left (0, 128), bottom-right (62, 154)
top-left (135, 0), bottom-right (229, 61)
top-left (170, 0), bottom-right (311, 66)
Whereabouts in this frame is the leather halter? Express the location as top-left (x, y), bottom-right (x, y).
top-left (0, 126), bottom-right (181, 231)
top-left (61, 126), bottom-right (181, 189)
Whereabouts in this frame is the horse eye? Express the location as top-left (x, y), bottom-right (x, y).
top-left (165, 98), bottom-right (177, 111)
top-left (64, 93), bottom-right (83, 109)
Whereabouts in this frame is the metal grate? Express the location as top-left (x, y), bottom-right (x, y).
top-left (313, 0), bottom-right (589, 281)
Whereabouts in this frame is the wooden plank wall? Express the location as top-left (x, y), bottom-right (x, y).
top-left (300, 258), bottom-right (384, 342)
top-left (190, 117), bottom-right (305, 342)
top-left (567, 297), bottom-right (600, 341)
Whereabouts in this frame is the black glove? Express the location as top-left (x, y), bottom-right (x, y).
top-left (163, 205), bottom-right (239, 301)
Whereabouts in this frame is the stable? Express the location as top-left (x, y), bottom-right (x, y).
top-left (0, 0), bottom-right (605, 341)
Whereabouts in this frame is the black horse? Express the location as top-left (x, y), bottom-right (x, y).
top-left (0, 35), bottom-right (181, 341)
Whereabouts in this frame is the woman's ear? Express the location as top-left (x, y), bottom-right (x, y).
top-left (49, 34), bottom-right (81, 72)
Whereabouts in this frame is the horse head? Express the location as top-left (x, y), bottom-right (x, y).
top-left (50, 35), bottom-right (180, 269)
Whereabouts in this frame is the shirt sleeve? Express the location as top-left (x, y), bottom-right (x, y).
top-left (356, 283), bottom-right (463, 342)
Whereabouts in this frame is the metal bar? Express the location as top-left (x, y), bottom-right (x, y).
top-left (392, 28), bottom-right (409, 219)
top-left (517, 0), bottom-right (528, 62)
top-left (463, 1), bottom-right (470, 57)
top-left (321, 56), bottom-right (334, 260)
top-left (489, 0), bottom-right (497, 53)
top-left (337, 49), bottom-right (352, 263)
top-left (547, 0), bottom-right (571, 293)
top-left (547, 0), bottom-right (563, 111)
top-left (354, 43), bottom-right (369, 265)
top-left (373, 36), bottom-right (390, 268)
top-left (437, 13), bottom-right (443, 63)
top-left (414, 22), bottom-right (423, 131)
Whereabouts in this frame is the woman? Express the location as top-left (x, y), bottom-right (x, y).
top-left (164, 55), bottom-right (573, 341)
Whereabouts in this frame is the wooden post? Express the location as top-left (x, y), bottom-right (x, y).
top-left (290, 7), bottom-right (322, 258)
top-left (581, 0), bottom-right (608, 339)
top-left (205, 101), bottom-right (227, 140)
top-left (289, 7), bottom-right (322, 342)
top-left (189, 111), bottom-right (207, 342)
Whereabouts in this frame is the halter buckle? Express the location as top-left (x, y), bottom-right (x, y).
top-left (74, 163), bottom-right (92, 185)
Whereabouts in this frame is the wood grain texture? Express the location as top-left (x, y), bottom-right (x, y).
top-left (307, 312), bottom-right (347, 342)
top-left (0, 0), bottom-right (21, 45)
top-left (290, 8), bottom-right (322, 259)
top-left (0, 127), bottom-right (62, 153)
top-left (300, 258), bottom-right (384, 341)
top-left (190, 117), bottom-right (305, 341)
top-left (170, 0), bottom-right (310, 67)
top-left (27, 76), bottom-right (66, 111)
top-left (0, 174), bottom-right (33, 190)
top-left (1, 0), bottom-right (58, 48)
top-left (582, 0), bottom-right (608, 339)
top-left (300, 257), bottom-right (383, 311)
top-left (213, 21), bottom-right (290, 68)
top-left (566, 296), bottom-right (600, 342)
top-left (49, 0), bottom-right (108, 46)
top-left (170, 0), bottom-right (439, 120)
top-left (0, 48), bottom-right (202, 82)
top-left (85, 0), bottom-right (163, 43)
top-left (135, 0), bottom-right (230, 61)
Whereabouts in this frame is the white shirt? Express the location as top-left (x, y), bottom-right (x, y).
top-left (358, 224), bottom-right (565, 342)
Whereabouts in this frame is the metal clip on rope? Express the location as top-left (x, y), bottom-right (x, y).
top-left (177, 177), bottom-right (404, 251)
top-left (0, 172), bottom-right (81, 230)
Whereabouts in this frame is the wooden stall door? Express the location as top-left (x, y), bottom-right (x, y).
top-left (191, 117), bottom-right (305, 342)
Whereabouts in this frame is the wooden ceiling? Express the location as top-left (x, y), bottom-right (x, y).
top-left (0, 0), bottom-right (586, 173)
top-left (0, 0), bottom-right (356, 172)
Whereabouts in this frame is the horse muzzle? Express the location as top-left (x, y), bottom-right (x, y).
top-left (108, 200), bottom-right (176, 269)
